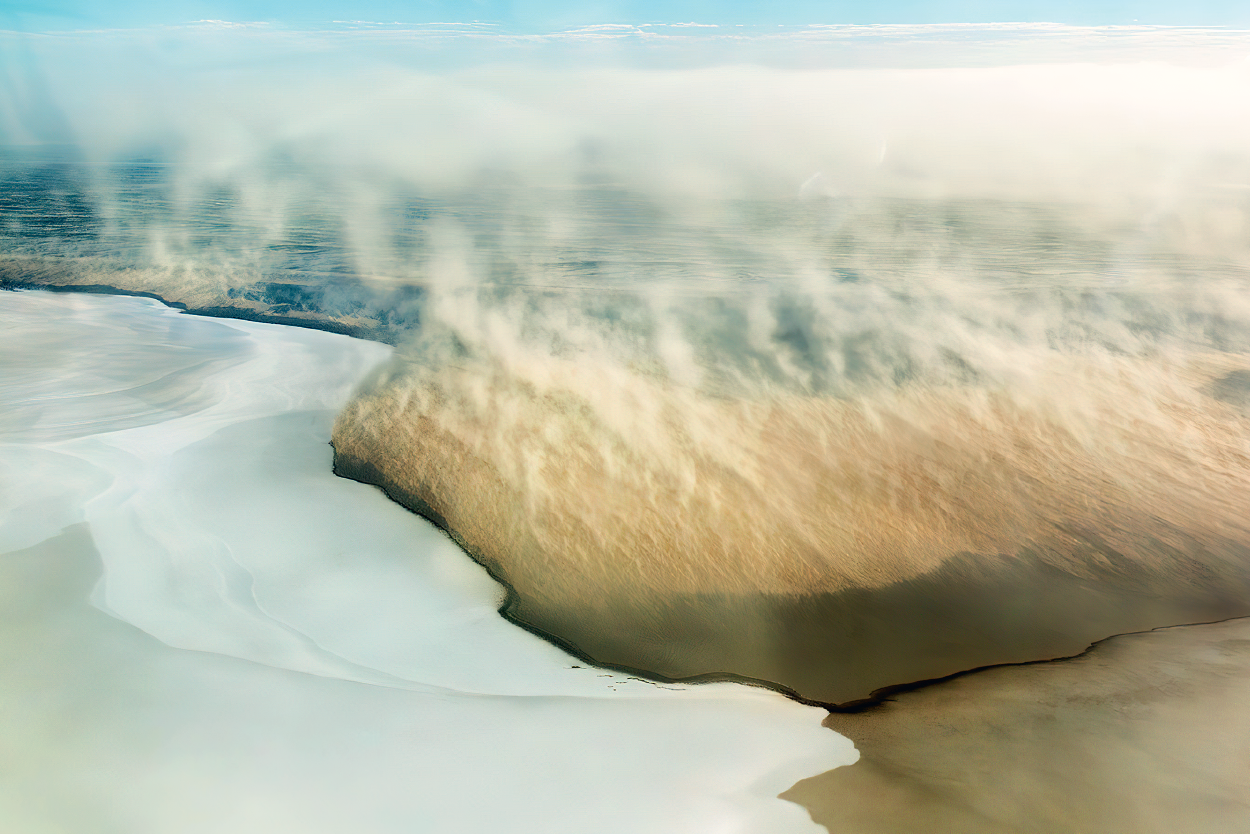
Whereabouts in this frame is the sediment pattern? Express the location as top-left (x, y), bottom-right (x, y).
top-left (782, 616), bottom-right (1250, 833)
top-left (332, 350), bottom-right (1250, 704)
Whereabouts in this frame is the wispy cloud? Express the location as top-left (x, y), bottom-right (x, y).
top-left (4, 20), bottom-right (1248, 69)
top-left (185, 20), bottom-right (272, 29)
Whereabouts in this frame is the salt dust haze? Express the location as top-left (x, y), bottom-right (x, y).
top-left (3, 18), bottom-right (1250, 834)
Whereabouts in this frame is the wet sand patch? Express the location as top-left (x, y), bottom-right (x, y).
top-left (782, 617), bottom-right (1250, 833)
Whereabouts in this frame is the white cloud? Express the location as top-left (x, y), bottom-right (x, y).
top-left (185, 19), bottom-right (271, 29)
top-left (3, 20), bottom-right (1248, 74)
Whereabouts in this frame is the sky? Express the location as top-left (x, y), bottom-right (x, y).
top-left (4, 0), bottom-right (1249, 153)
top-left (5, 0), bottom-right (1250, 31)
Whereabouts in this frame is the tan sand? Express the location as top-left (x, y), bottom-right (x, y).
top-left (783, 616), bottom-right (1250, 833)
top-left (332, 348), bottom-right (1250, 703)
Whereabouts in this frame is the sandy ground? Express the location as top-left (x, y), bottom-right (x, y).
top-left (332, 348), bottom-right (1250, 704)
top-left (783, 617), bottom-right (1250, 833)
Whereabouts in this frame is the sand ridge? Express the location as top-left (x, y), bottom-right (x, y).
top-left (332, 346), bottom-right (1250, 703)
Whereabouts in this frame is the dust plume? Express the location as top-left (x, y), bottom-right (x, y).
top-left (5, 24), bottom-right (1250, 699)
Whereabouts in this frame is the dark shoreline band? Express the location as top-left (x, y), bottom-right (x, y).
top-left (0, 278), bottom-right (390, 343)
top-left (330, 444), bottom-right (1250, 712)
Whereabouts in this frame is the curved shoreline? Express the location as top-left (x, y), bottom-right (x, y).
top-left (824, 613), bottom-right (1250, 713)
top-left (0, 280), bottom-right (830, 708)
top-left (0, 276), bottom-right (392, 343)
top-left (330, 444), bottom-right (1250, 713)
top-left (329, 448), bottom-right (838, 707)
top-left (785, 616), bottom-right (1250, 834)
top-left (342, 458), bottom-right (1250, 712)
top-left (0, 288), bottom-right (859, 834)
top-left (8, 281), bottom-right (1247, 718)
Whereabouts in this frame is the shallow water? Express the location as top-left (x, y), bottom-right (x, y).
top-left (0, 289), bottom-right (855, 834)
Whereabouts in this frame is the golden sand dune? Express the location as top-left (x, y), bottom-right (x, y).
top-left (333, 348), bottom-right (1250, 703)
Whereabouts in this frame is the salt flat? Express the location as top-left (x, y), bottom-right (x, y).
top-left (0, 289), bottom-right (855, 834)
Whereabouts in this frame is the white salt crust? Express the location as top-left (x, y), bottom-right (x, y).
top-left (0, 290), bottom-right (855, 834)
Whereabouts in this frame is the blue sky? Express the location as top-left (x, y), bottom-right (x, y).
top-left (7, 0), bottom-right (1250, 31)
